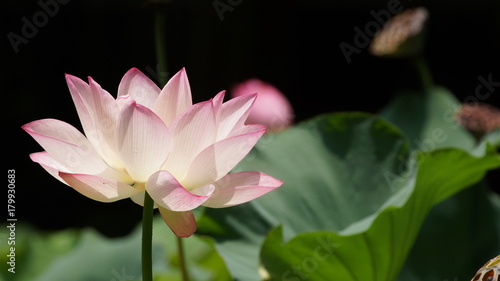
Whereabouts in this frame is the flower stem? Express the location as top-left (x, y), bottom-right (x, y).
top-left (142, 191), bottom-right (155, 281)
top-left (153, 5), bottom-right (190, 281)
top-left (177, 236), bottom-right (190, 281)
top-left (412, 56), bottom-right (434, 91)
top-left (154, 9), bottom-right (169, 86)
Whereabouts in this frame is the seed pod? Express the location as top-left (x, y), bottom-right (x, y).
top-left (369, 7), bottom-right (429, 58)
top-left (470, 255), bottom-right (499, 281)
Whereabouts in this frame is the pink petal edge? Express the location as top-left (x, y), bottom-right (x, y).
top-left (181, 125), bottom-right (266, 189)
top-left (117, 68), bottom-right (161, 108)
top-left (202, 171), bottom-right (283, 208)
top-left (217, 93), bottom-right (257, 139)
top-left (146, 170), bottom-right (214, 212)
top-left (153, 67), bottom-right (193, 126)
top-left (22, 119), bottom-right (112, 175)
top-left (59, 172), bottom-right (141, 202)
top-left (29, 151), bottom-right (69, 184)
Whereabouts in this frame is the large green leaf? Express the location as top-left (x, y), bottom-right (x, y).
top-left (260, 144), bottom-right (500, 281)
top-left (198, 112), bottom-right (412, 280)
top-left (379, 86), bottom-right (476, 151)
top-left (198, 111), bottom-right (500, 281)
top-left (379, 85), bottom-right (500, 281)
top-left (397, 180), bottom-right (500, 281)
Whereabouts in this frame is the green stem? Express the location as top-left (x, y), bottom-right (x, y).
top-left (153, 6), bottom-right (190, 281)
top-left (177, 236), bottom-right (190, 281)
top-left (412, 56), bottom-right (434, 91)
top-left (154, 10), bottom-right (169, 86)
top-left (142, 192), bottom-right (155, 281)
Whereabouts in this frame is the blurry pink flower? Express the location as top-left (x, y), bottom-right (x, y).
top-left (231, 79), bottom-right (293, 132)
top-left (23, 68), bottom-right (283, 237)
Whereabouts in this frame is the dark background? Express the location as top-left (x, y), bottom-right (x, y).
top-left (4, 0), bottom-right (500, 237)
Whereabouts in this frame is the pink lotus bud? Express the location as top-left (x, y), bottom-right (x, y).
top-left (231, 79), bottom-right (294, 132)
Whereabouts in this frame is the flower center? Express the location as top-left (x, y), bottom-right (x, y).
top-left (132, 182), bottom-right (146, 192)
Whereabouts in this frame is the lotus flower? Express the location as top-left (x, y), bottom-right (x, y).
top-left (23, 68), bottom-right (283, 237)
top-left (231, 78), bottom-right (293, 132)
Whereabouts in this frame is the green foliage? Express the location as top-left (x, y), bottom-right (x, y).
top-left (198, 86), bottom-right (500, 281)
top-left (11, 86), bottom-right (499, 281)
top-left (259, 144), bottom-right (499, 281)
top-left (1, 216), bottom-right (231, 281)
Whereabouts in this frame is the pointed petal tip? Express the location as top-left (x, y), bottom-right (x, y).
top-left (230, 92), bottom-right (258, 106)
top-left (21, 122), bottom-right (30, 131)
top-left (28, 151), bottom-right (50, 165)
top-left (242, 123), bottom-right (267, 135)
top-left (212, 90), bottom-right (226, 102)
top-left (21, 118), bottom-right (51, 133)
top-left (169, 67), bottom-right (188, 81)
top-left (86, 75), bottom-right (105, 87)
top-left (124, 67), bottom-right (150, 79)
top-left (127, 67), bottom-right (141, 73)
top-left (64, 73), bottom-right (82, 84)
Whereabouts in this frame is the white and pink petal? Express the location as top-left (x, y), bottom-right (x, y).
top-left (65, 75), bottom-right (122, 169)
top-left (116, 101), bottom-right (170, 182)
top-left (217, 93), bottom-right (257, 140)
top-left (202, 171), bottom-right (283, 208)
top-left (117, 68), bottom-right (160, 109)
top-left (181, 124), bottom-right (266, 189)
top-left (153, 68), bottom-right (193, 126)
top-left (158, 208), bottom-right (197, 237)
top-left (30, 151), bottom-right (70, 184)
top-left (162, 100), bottom-right (217, 180)
top-left (65, 74), bottom-right (94, 140)
top-left (59, 172), bottom-right (141, 202)
top-left (146, 170), bottom-right (214, 212)
top-left (22, 119), bottom-right (115, 176)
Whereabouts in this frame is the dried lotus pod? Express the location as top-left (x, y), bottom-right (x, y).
top-left (471, 255), bottom-right (499, 281)
top-left (369, 6), bottom-right (429, 58)
top-left (455, 102), bottom-right (500, 133)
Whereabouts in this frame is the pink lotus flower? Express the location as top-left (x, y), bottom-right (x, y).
top-left (23, 68), bottom-right (283, 237)
top-left (231, 78), bottom-right (293, 132)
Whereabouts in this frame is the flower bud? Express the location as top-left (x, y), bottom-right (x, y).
top-left (231, 78), bottom-right (294, 132)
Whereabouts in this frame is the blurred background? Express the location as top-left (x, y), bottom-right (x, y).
top-left (4, 0), bottom-right (500, 237)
